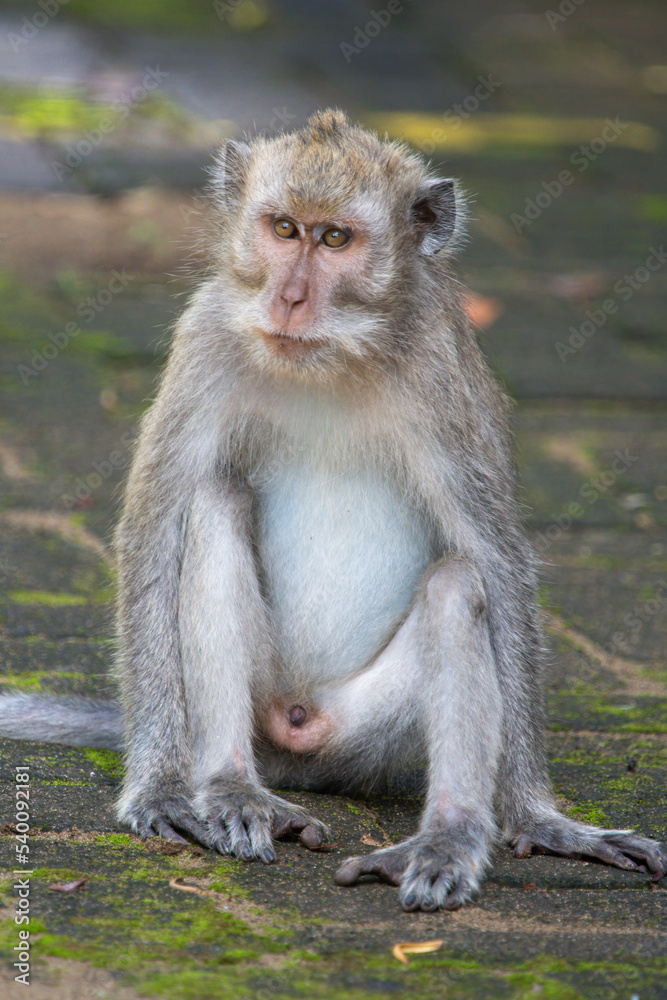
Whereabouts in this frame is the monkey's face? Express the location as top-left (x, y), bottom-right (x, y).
top-left (214, 115), bottom-right (459, 383)
top-left (226, 190), bottom-right (399, 382)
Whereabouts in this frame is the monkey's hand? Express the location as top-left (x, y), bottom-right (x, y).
top-left (117, 780), bottom-right (214, 847)
top-left (195, 779), bottom-right (330, 863)
top-left (511, 813), bottom-right (667, 881)
top-left (118, 779), bottom-right (329, 861)
top-left (335, 825), bottom-right (492, 912)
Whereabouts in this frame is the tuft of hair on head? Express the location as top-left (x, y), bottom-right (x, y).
top-left (301, 108), bottom-right (350, 143)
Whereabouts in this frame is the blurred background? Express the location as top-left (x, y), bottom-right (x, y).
top-left (0, 0), bottom-right (665, 703)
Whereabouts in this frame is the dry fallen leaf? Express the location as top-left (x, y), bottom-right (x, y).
top-left (169, 878), bottom-right (207, 896)
top-left (360, 835), bottom-right (384, 847)
top-left (49, 878), bottom-right (87, 893)
top-left (522, 882), bottom-right (537, 890)
top-left (309, 841), bottom-right (342, 852)
top-left (392, 939), bottom-right (444, 965)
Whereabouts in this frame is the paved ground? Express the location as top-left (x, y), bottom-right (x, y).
top-left (0, 1), bottom-right (665, 998)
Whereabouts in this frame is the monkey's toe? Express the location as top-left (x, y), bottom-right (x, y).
top-left (334, 849), bottom-right (407, 887)
top-left (512, 816), bottom-right (667, 881)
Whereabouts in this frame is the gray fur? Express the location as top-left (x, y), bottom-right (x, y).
top-left (1, 109), bottom-right (664, 907)
top-left (0, 693), bottom-right (122, 750)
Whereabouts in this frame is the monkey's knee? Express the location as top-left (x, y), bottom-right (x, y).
top-left (423, 558), bottom-right (486, 622)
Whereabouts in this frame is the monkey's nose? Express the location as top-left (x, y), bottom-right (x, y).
top-left (280, 276), bottom-right (308, 311)
top-left (280, 291), bottom-right (307, 312)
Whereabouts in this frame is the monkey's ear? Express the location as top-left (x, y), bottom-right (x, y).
top-left (410, 179), bottom-right (456, 255)
top-left (214, 139), bottom-right (252, 209)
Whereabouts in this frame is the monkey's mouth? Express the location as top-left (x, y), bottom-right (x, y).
top-left (257, 328), bottom-right (326, 361)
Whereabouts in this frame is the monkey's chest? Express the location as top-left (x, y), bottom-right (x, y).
top-left (252, 461), bottom-right (435, 682)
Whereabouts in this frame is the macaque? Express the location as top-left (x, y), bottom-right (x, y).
top-left (1, 110), bottom-right (664, 911)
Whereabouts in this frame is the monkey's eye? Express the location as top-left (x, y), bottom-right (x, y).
top-left (273, 219), bottom-right (298, 239)
top-left (321, 227), bottom-right (350, 248)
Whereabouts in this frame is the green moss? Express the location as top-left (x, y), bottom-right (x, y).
top-left (84, 749), bottom-right (124, 780)
top-left (94, 832), bottom-right (135, 848)
top-left (32, 867), bottom-right (95, 882)
top-left (41, 779), bottom-right (89, 786)
top-left (209, 859), bottom-right (250, 897)
top-left (0, 674), bottom-right (44, 692)
top-left (0, 670), bottom-right (90, 693)
top-left (566, 804), bottom-right (610, 826)
top-left (7, 590), bottom-right (88, 607)
top-left (548, 691), bottom-right (667, 734)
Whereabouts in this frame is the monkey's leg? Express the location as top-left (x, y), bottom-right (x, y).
top-left (178, 480), bottom-right (329, 861)
top-left (334, 558), bottom-right (502, 912)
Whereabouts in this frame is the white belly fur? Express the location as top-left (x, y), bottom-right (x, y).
top-left (253, 457), bottom-right (435, 684)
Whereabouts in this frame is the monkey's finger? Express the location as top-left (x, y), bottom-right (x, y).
top-left (442, 874), bottom-right (477, 911)
top-left (423, 870), bottom-right (457, 912)
top-left (271, 812), bottom-right (329, 848)
top-left (399, 872), bottom-right (442, 913)
top-left (207, 818), bottom-right (231, 855)
top-left (247, 816), bottom-right (276, 864)
top-left (172, 814), bottom-right (218, 850)
top-left (299, 824), bottom-right (325, 850)
top-left (151, 817), bottom-right (189, 844)
top-left (225, 811), bottom-right (254, 860)
top-left (513, 835), bottom-right (534, 859)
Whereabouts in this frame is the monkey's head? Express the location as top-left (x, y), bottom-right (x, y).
top-left (211, 109), bottom-right (462, 382)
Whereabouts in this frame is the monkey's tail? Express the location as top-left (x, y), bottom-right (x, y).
top-left (0, 692), bottom-right (123, 751)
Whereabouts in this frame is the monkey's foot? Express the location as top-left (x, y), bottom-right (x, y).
top-left (197, 780), bottom-right (330, 864)
top-left (512, 815), bottom-right (667, 881)
top-left (335, 827), bottom-right (491, 912)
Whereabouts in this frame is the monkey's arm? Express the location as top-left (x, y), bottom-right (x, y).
top-left (114, 320), bottom-right (328, 852)
top-left (113, 331), bottom-right (220, 843)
